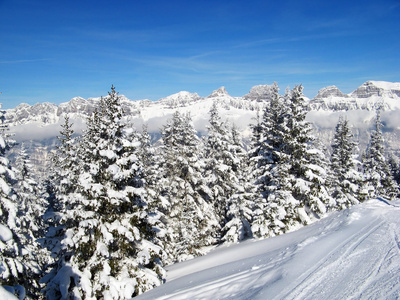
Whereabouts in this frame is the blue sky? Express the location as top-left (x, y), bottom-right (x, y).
top-left (1, 0), bottom-right (399, 109)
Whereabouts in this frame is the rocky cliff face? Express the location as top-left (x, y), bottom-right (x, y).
top-left (314, 86), bottom-right (349, 99)
top-left (243, 82), bottom-right (279, 101)
top-left (6, 102), bottom-right (59, 125)
top-left (350, 81), bottom-right (400, 98)
top-left (308, 81), bottom-right (400, 111)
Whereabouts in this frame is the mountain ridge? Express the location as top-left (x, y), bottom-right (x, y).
top-left (5, 80), bottom-right (400, 128)
top-left (4, 80), bottom-right (400, 180)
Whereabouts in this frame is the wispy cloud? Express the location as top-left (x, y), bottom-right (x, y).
top-left (233, 30), bottom-right (355, 49)
top-left (0, 58), bottom-right (49, 64)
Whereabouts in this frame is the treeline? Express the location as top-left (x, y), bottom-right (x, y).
top-left (0, 85), bottom-right (399, 299)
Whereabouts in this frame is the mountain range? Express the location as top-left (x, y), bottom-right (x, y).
top-left (5, 80), bottom-right (400, 128)
top-left (4, 80), bottom-right (400, 177)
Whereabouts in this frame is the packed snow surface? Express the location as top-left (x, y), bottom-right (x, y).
top-left (0, 286), bottom-right (17, 300)
top-left (0, 224), bottom-right (13, 242)
top-left (137, 198), bottom-right (400, 299)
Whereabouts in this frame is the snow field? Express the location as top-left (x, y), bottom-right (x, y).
top-left (137, 198), bottom-right (400, 299)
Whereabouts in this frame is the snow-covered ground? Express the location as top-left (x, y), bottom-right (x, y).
top-left (137, 198), bottom-right (400, 300)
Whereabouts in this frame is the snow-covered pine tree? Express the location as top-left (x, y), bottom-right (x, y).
top-left (284, 85), bottom-right (332, 220)
top-left (203, 102), bottom-right (246, 240)
top-left (159, 111), bottom-right (218, 262)
top-left (250, 85), bottom-right (332, 238)
top-left (363, 110), bottom-right (398, 199)
top-left (222, 104), bottom-right (276, 242)
top-left (14, 143), bottom-right (48, 239)
top-left (44, 86), bottom-right (165, 299)
top-left (330, 116), bottom-right (364, 207)
top-left (0, 104), bottom-right (26, 299)
top-left (13, 143), bottom-right (50, 298)
top-left (221, 125), bottom-right (253, 243)
top-left (41, 114), bottom-right (79, 295)
top-left (53, 115), bottom-right (77, 197)
top-left (251, 83), bottom-right (297, 237)
top-left (388, 155), bottom-right (400, 187)
top-left (136, 125), bottom-right (169, 263)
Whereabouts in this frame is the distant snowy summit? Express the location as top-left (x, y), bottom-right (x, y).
top-left (207, 87), bottom-right (231, 98)
top-left (314, 86), bottom-right (349, 99)
top-left (159, 91), bottom-right (202, 108)
top-left (243, 83), bottom-right (279, 101)
top-left (352, 81), bottom-right (400, 98)
top-left (309, 81), bottom-right (400, 111)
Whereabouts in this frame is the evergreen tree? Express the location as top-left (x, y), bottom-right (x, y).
top-left (159, 111), bottom-right (218, 262)
top-left (222, 106), bottom-right (276, 242)
top-left (44, 87), bottom-right (165, 299)
top-left (221, 125), bottom-right (253, 243)
top-left (363, 110), bottom-right (398, 199)
top-left (330, 116), bottom-right (364, 207)
top-left (136, 125), bottom-right (169, 263)
top-left (13, 143), bottom-right (50, 298)
top-left (251, 83), bottom-right (294, 237)
top-left (388, 155), bottom-right (400, 187)
top-left (53, 115), bottom-right (77, 197)
top-left (203, 102), bottom-right (246, 240)
top-left (285, 85), bottom-right (332, 218)
top-left (250, 85), bottom-right (332, 238)
top-left (0, 104), bottom-right (26, 299)
top-left (41, 115), bottom-right (79, 294)
top-left (14, 143), bottom-right (47, 238)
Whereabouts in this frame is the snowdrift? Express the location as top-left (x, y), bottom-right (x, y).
top-left (137, 198), bottom-right (400, 299)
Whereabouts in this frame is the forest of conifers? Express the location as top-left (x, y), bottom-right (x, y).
top-left (1, 85), bottom-right (398, 299)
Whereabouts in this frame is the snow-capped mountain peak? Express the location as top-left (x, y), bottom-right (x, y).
top-left (158, 91), bottom-right (202, 108)
top-left (314, 85), bottom-right (348, 99)
top-left (350, 80), bottom-right (400, 99)
top-left (309, 80), bottom-right (400, 111)
top-left (207, 86), bottom-right (230, 98)
top-left (243, 82), bottom-right (278, 101)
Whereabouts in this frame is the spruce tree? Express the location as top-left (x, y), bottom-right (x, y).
top-left (250, 85), bottom-right (332, 238)
top-left (363, 110), bottom-right (398, 199)
top-left (44, 87), bottom-right (165, 299)
top-left (221, 125), bottom-right (253, 243)
top-left (285, 86), bottom-right (332, 218)
top-left (13, 143), bottom-right (50, 298)
top-left (330, 116), bottom-right (364, 207)
top-left (222, 106), bottom-right (277, 242)
top-left (203, 102), bottom-right (245, 240)
top-left (41, 114), bottom-right (78, 293)
top-left (251, 83), bottom-right (295, 237)
top-left (0, 104), bottom-right (26, 299)
top-left (159, 111), bottom-right (218, 262)
top-left (136, 125), bottom-right (169, 263)
top-left (388, 155), bottom-right (400, 187)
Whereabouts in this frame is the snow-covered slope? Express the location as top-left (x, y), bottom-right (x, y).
top-left (137, 198), bottom-right (400, 300)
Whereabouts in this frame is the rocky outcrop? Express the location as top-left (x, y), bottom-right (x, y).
top-left (243, 83), bottom-right (278, 101)
top-left (207, 86), bottom-right (230, 98)
top-left (309, 81), bottom-right (400, 111)
top-left (350, 81), bottom-right (400, 98)
top-left (314, 86), bottom-right (348, 99)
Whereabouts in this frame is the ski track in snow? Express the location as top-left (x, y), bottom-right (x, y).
top-left (137, 199), bottom-right (400, 300)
